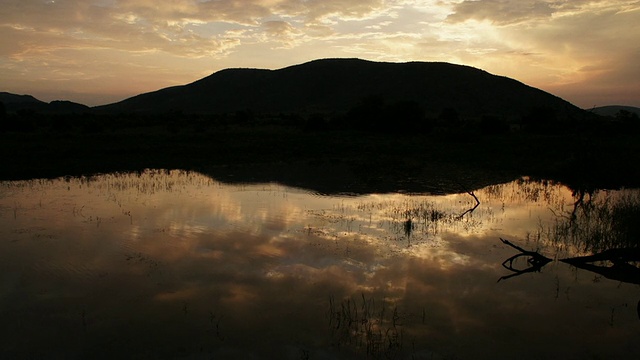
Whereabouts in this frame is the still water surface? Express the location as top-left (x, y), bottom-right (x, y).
top-left (1, 170), bottom-right (639, 359)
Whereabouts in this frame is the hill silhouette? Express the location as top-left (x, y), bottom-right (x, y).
top-left (0, 92), bottom-right (89, 114)
top-left (591, 105), bottom-right (640, 117)
top-left (0, 92), bottom-right (47, 112)
top-left (2, 59), bottom-right (640, 190)
top-left (94, 58), bottom-right (585, 120)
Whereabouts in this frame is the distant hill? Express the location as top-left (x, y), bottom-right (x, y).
top-left (0, 92), bottom-right (90, 114)
top-left (0, 92), bottom-right (44, 104)
top-left (0, 92), bottom-right (48, 112)
top-left (47, 100), bottom-right (91, 113)
top-left (94, 58), bottom-right (586, 120)
top-left (590, 105), bottom-right (640, 117)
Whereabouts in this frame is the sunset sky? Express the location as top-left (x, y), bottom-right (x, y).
top-left (1, 0), bottom-right (639, 108)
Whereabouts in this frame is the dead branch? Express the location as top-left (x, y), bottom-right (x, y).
top-left (498, 238), bottom-right (552, 282)
top-left (458, 191), bottom-right (480, 219)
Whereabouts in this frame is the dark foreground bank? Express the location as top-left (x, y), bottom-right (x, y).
top-left (1, 112), bottom-right (639, 193)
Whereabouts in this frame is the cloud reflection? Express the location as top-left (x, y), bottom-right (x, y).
top-left (1, 170), bottom-right (639, 358)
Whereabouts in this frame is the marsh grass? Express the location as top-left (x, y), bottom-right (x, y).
top-left (385, 195), bottom-right (485, 241)
top-left (552, 190), bottom-right (640, 252)
top-left (328, 294), bottom-right (403, 359)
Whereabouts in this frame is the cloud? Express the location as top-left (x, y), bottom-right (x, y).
top-left (498, 3), bottom-right (640, 106)
top-left (546, 49), bottom-right (640, 107)
top-left (257, 20), bottom-right (307, 48)
top-left (447, 0), bottom-right (557, 25)
top-left (3, 2), bottom-right (227, 56)
top-left (439, 0), bottom-right (640, 106)
top-left (445, 0), bottom-right (636, 25)
top-left (1, 0), bottom-right (639, 106)
top-left (0, 0), bottom-right (387, 58)
top-left (263, 20), bottom-right (295, 36)
top-left (447, 0), bottom-right (640, 25)
top-left (113, 0), bottom-right (386, 26)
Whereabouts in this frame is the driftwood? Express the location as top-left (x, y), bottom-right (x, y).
top-left (458, 191), bottom-right (480, 219)
top-left (560, 248), bottom-right (640, 285)
top-left (561, 247), bottom-right (640, 265)
top-left (499, 238), bottom-right (640, 285)
top-left (456, 183), bottom-right (481, 219)
top-left (498, 238), bottom-right (552, 282)
top-left (499, 238), bottom-right (640, 319)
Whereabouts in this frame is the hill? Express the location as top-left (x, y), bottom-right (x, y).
top-left (94, 58), bottom-right (586, 120)
top-left (47, 100), bottom-right (91, 113)
top-left (0, 92), bottom-right (48, 112)
top-left (590, 105), bottom-right (640, 117)
top-left (0, 92), bottom-right (90, 114)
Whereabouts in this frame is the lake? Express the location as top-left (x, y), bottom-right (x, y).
top-left (1, 169), bottom-right (639, 359)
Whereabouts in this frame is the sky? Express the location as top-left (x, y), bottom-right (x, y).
top-left (1, 0), bottom-right (639, 108)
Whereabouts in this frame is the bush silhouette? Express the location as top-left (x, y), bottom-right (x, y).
top-left (346, 95), bottom-right (386, 130)
top-left (303, 113), bottom-right (330, 132)
top-left (234, 110), bottom-right (255, 124)
top-left (522, 106), bottom-right (557, 133)
top-left (479, 115), bottom-right (509, 134)
top-left (615, 110), bottom-right (640, 131)
top-left (438, 108), bottom-right (461, 128)
top-left (345, 97), bottom-right (429, 133)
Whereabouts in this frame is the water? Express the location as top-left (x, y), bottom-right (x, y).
top-left (1, 170), bottom-right (639, 359)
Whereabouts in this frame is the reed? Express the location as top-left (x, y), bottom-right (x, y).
top-left (328, 294), bottom-right (403, 358)
top-left (551, 190), bottom-right (640, 252)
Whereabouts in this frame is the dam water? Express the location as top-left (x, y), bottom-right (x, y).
top-left (1, 170), bottom-right (639, 359)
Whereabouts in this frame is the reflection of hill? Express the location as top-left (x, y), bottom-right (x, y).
top-left (94, 58), bottom-right (585, 120)
top-left (197, 161), bottom-right (518, 195)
